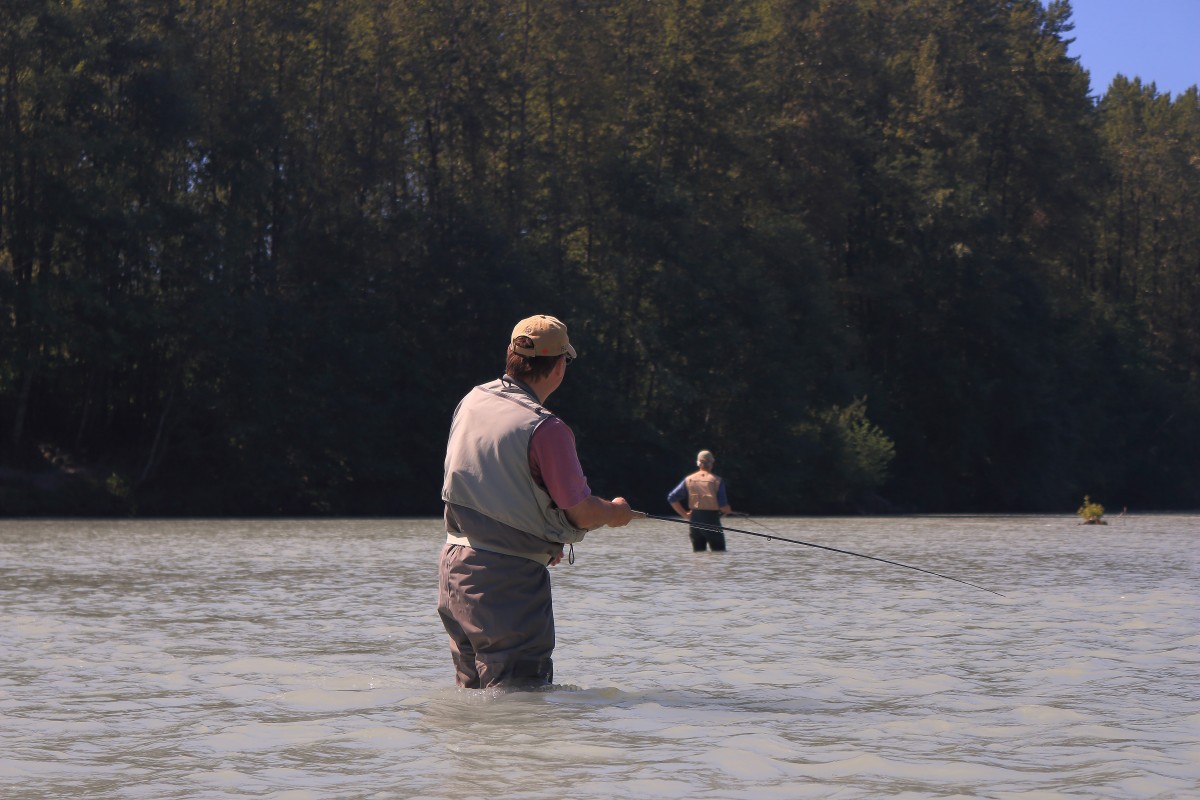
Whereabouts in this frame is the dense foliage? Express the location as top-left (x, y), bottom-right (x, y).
top-left (2, 0), bottom-right (1198, 516)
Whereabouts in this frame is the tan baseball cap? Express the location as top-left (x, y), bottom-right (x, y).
top-left (697, 450), bottom-right (714, 465)
top-left (511, 315), bottom-right (577, 359)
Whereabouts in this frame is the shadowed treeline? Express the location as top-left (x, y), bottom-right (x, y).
top-left (2, 0), bottom-right (1197, 516)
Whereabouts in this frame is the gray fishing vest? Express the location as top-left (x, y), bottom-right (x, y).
top-left (442, 377), bottom-right (587, 563)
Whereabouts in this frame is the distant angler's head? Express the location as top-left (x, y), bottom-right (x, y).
top-left (697, 450), bottom-right (714, 468)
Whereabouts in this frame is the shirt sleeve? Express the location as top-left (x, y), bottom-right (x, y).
top-left (667, 479), bottom-right (688, 505)
top-left (717, 479), bottom-right (728, 507)
top-left (529, 417), bottom-right (592, 510)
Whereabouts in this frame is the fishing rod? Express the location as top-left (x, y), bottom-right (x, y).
top-left (633, 511), bottom-right (1005, 598)
top-left (724, 511), bottom-right (788, 537)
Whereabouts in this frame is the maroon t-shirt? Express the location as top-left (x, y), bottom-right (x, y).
top-left (528, 416), bottom-right (591, 511)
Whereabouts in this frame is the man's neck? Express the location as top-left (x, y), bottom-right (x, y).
top-left (527, 379), bottom-right (553, 404)
top-left (505, 373), bottom-right (555, 404)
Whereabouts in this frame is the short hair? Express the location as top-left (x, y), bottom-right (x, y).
top-left (506, 337), bottom-right (563, 381)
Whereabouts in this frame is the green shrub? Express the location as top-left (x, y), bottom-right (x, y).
top-left (1076, 495), bottom-right (1105, 523)
top-left (794, 398), bottom-right (896, 509)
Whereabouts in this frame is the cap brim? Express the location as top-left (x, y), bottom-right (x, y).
top-left (566, 343), bottom-right (577, 359)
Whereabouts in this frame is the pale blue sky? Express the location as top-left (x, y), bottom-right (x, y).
top-left (1057, 0), bottom-right (1200, 98)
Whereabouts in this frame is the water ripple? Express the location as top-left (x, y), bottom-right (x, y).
top-left (1, 515), bottom-right (1196, 799)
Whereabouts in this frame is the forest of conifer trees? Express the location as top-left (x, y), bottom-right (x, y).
top-left (1, 0), bottom-right (1198, 516)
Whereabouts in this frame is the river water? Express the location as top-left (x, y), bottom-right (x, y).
top-left (1, 514), bottom-right (1196, 799)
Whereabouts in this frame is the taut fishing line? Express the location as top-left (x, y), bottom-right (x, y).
top-left (633, 511), bottom-right (1005, 598)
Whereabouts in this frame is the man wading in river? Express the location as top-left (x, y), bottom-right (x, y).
top-left (438, 314), bottom-right (635, 689)
top-left (667, 450), bottom-right (733, 551)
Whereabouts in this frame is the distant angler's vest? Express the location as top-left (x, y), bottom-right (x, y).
top-left (442, 378), bottom-right (586, 558)
top-left (685, 470), bottom-right (722, 511)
